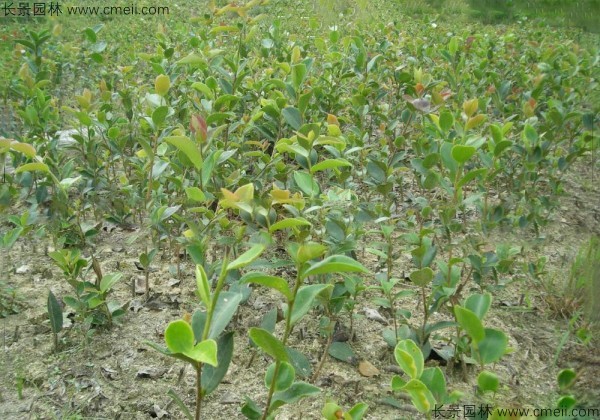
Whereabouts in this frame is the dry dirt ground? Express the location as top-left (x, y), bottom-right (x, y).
top-left (0, 155), bottom-right (599, 420)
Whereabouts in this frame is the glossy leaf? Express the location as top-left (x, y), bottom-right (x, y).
top-left (465, 293), bottom-right (492, 320)
top-left (302, 255), bottom-right (368, 279)
top-left (282, 107), bottom-right (302, 130)
top-left (477, 370), bottom-right (499, 393)
top-left (202, 332), bottom-right (234, 395)
top-left (248, 328), bottom-right (288, 362)
top-left (47, 290), bottom-right (63, 334)
top-left (289, 284), bottom-right (332, 326)
top-left (394, 339), bottom-right (424, 380)
top-left (454, 306), bottom-right (485, 344)
top-left (402, 379), bottom-right (436, 413)
top-left (451, 145), bottom-right (476, 164)
top-left (165, 136), bottom-right (203, 170)
top-left (265, 361), bottom-right (295, 391)
top-left (269, 217), bottom-right (311, 233)
top-left (210, 293), bottom-right (241, 339)
top-left (241, 272), bottom-right (292, 300)
top-left (409, 267), bottom-right (434, 287)
top-left (478, 328), bottom-right (508, 364)
top-left (310, 158), bottom-right (352, 173)
top-left (164, 320), bottom-right (218, 365)
top-left (557, 369), bottom-right (577, 391)
top-left (227, 244), bottom-right (265, 271)
top-left (196, 265), bottom-right (211, 308)
top-left (270, 381), bottom-right (320, 411)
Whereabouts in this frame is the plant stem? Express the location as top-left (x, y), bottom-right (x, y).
top-left (420, 286), bottom-right (429, 345)
top-left (195, 364), bottom-right (202, 420)
top-left (311, 320), bottom-right (335, 383)
top-left (261, 360), bottom-right (280, 420)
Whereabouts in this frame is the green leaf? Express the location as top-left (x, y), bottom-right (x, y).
top-left (185, 187), bottom-right (206, 202)
top-left (2, 227), bottom-right (23, 249)
top-left (328, 342), bottom-right (357, 364)
top-left (16, 162), bottom-right (50, 174)
top-left (164, 320), bottom-right (218, 365)
top-left (47, 290), bottom-right (63, 334)
top-left (464, 293), bottom-right (492, 320)
top-left (310, 158), bottom-right (352, 173)
top-left (270, 381), bottom-right (320, 410)
top-left (454, 306), bottom-right (485, 344)
top-left (9, 141), bottom-right (37, 158)
top-left (241, 272), bottom-right (292, 301)
top-left (557, 369), bottom-right (577, 391)
top-left (402, 379), bottom-right (436, 413)
top-left (293, 171), bottom-right (320, 196)
top-left (152, 106), bottom-right (169, 126)
top-left (302, 255), bottom-right (368, 279)
top-left (265, 361), bottom-right (295, 392)
top-left (202, 332), bottom-right (234, 395)
top-left (277, 142), bottom-right (310, 158)
top-left (269, 217), bottom-right (311, 233)
top-left (523, 123), bottom-right (538, 144)
top-left (282, 107), bottom-right (302, 130)
top-left (99, 273), bottom-right (122, 294)
top-left (201, 150), bottom-right (217, 187)
top-left (465, 114), bottom-right (486, 131)
top-left (227, 244), bottom-right (265, 271)
top-left (394, 339), bottom-right (424, 379)
top-left (347, 402), bottom-right (369, 420)
top-left (477, 370), bottom-right (499, 393)
top-left (294, 242), bottom-right (327, 264)
top-left (390, 375), bottom-right (406, 391)
top-left (209, 25), bottom-right (239, 35)
top-left (490, 123), bottom-right (503, 143)
top-left (451, 145), bottom-right (476, 164)
top-left (177, 53), bottom-right (205, 65)
top-left (206, 291), bottom-right (242, 339)
top-left (165, 320), bottom-right (194, 354)
top-left (187, 339), bottom-right (218, 366)
top-left (420, 367), bottom-right (447, 403)
top-left (478, 328), bottom-right (507, 364)
top-left (494, 140), bottom-right (512, 157)
top-left (289, 284), bottom-right (332, 326)
top-left (167, 389), bottom-right (194, 420)
top-left (191, 82), bottom-right (214, 99)
top-left (457, 168), bottom-right (487, 189)
top-left (285, 347), bottom-right (312, 378)
top-left (196, 265), bottom-right (211, 309)
top-left (165, 136), bottom-right (203, 170)
top-left (440, 142), bottom-right (458, 177)
top-left (191, 310), bottom-right (206, 342)
top-left (248, 328), bottom-right (288, 362)
top-left (241, 397), bottom-right (262, 419)
top-left (322, 402), bottom-right (343, 420)
top-left (291, 63), bottom-right (307, 90)
top-left (557, 395), bottom-right (577, 409)
top-left (439, 111), bottom-right (454, 132)
top-left (409, 267), bottom-right (434, 287)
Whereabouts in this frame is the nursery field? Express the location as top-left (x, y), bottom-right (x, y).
top-left (1, 1), bottom-right (599, 419)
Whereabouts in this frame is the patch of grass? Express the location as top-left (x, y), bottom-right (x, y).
top-left (542, 236), bottom-right (599, 325)
top-left (0, 280), bottom-right (25, 318)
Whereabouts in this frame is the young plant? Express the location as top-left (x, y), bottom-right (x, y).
top-left (453, 293), bottom-right (508, 370)
top-left (241, 243), bottom-right (368, 419)
top-left (47, 290), bottom-right (63, 352)
top-left (49, 249), bottom-right (124, 329)
top-left (391, 339), bottom-right (462, 416)
top-left (147, 244), bottom-right (265, 420)
top-left (137, 248), bottom-right (157, 299)
top-left (322, 399), bottom-right (369, 420)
